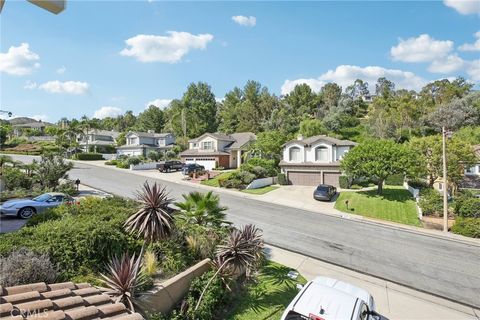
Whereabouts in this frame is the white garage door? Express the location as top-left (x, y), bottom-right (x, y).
top-left (185, 158), bottom-right (217, 170)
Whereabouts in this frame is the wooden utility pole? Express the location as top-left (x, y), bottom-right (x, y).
top-left (442, 126), bottom-right (448, 233)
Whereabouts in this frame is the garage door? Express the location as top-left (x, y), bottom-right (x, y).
top-left (323, 172), bottom-right (341, 187)
top-left (185, 158), bottom-right (217, 170)
top-left (288, 171), bottom-right (322, 186)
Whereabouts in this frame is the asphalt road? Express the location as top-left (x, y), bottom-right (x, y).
top-left (4, 155), bottom-right (480, 308)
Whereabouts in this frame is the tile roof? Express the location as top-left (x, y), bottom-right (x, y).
top-left (188, 133), bottom-right (235, 143)
top-left (0, 282), bottom-right (143, 320)
top-left (284, 135), bottom-right (357, 147)
top-left (128, 132), bottom-right (171, 138)
top-left (179, 149), bottom-right (230, 157)
top-left (226, 132), bottom-right (257, 149)
top-left (90, 130), bottom-right (120, 139)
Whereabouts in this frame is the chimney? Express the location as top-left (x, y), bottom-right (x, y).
top-left (297, 134), bottom-right (303, 141)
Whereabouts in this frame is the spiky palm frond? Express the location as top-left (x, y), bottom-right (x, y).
top-left (125, 182), bottom-right (174, 242)
top-left (175, 191), bottom-right (229, 228)
top-left (100, 252), bottom-right (145, 312)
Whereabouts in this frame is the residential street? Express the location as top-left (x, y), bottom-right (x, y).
top-left (5, 155), bottom-right (480, 309)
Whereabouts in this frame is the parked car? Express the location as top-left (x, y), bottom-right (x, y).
top-left (313, 184), bottom-right (337, 201)
top-left (281, 276), bottom-right (386, 320)
top-left (157, 160), bottom-right (184, 173)
top-left (182, 163), bottom-right (205, 175)
top-left (0, 192), bottom-right (75, 219)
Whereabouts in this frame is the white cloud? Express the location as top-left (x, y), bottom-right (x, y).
top-left (31, 114), bottom-right (49, 122)
top-left (428, 54), bottom-right (465, 73)
top-left (459, 31), bottom-right (480, 51)
top-left (0, 43), bottom-right (40, 76)
top-left (232, 15), bottom-right (256, 27)
top-left (443, 0), bottom-right (480, 14)
top-left (120, 32), bottom-right (214, 63)
top-left (281, 78), bottom-right (326, 95)
top-left (93, 106), bottom-right (123, 119)
top-left (56, 66), bottom-right (66, 74)
top-left (146, 98), bottom-right (172, 109)
top-left (466, 59), bottom-right (480, 81)
top-left (390, 34), bottom-right (453, 63)
top-left (281, 65), bottom-right (427, 95)
top-left (24, 80), bottom-right (37, 89)
top-left (38, 80), bottom-right (89, 95)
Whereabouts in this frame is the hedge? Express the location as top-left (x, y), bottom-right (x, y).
top-left (457, 198), bottom-right (480, 218)
top-left (277, 173), bottom-right (287, 185)
top-left (339, 176), bottom-right (349, 189)
top-left (451, 217), bottom-right (480, 238)
top-left (0, 197), bottom-right (140, 280)
top-left (73, 153), bottom-right (104, 160)
top-left (385, 173), bottom-right (404, 186)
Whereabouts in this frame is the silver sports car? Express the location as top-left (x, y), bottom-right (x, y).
top-left (0, 192), bottom-right (74, 219)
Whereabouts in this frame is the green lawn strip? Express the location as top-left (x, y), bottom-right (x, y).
top-left (226, 261), bottom-right (306, 320)
top-left (200, 171), bottom-right (234, 187)
top-left (241, 186), bottom-right (279, 195)
top-left (335, 186), bottom-right (421, 226)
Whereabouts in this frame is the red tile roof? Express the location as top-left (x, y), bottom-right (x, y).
top-left (0, 282), bottom-right (143, 320)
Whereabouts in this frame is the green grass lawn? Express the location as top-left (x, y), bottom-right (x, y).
top-left (241, 186), bottom-right (279, 195)
top-left (200, 171), bottom-right (234, 187)
top-left (225, 261), bottom-right (306, 320)
top-left (335, 186), bottom-right (421, 226)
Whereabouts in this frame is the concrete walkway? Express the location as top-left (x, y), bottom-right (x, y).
top-left (266, 244), bottom-right (480, 320)
top-left (73, 160), bottom-right (480, 246)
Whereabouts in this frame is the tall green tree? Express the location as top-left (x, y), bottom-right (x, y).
top-left (375, 77), bottom-right (395, 98)
top-left (247, 130), bottom-right (288, 160)
top-left (284, 83), bottom-right (321, 119)
top-left (136, 105), bottom-right (165, 133)
top-left (320, 83), bottom-right (342, 116)
top-left (298, 119), bottom-right (327, 137)
top-left (341, 140), bottom-right (414, 194)
top-left (218, 88), bottom-right (242, 134)
top-left (182, 82), bottom-right (218, 137)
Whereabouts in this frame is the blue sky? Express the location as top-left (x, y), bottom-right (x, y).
top-left (1, 0), bottom-right (479, 122)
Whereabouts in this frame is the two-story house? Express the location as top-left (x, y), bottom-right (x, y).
top-left (78, 129), bottom-right (120, 153)
top-left (179, 132), bottom-right (256, 170)
top-left (117, 131), bottom-right (175, 157)
top-left (457, 144), bottom-right (480, 190)
top-left (279, 134), bottom-right (357, 187)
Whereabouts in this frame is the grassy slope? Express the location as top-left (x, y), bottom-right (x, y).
top-left (241, 186), bottom-right (279, 195)
top-left (335, 186), bottom-right (421, 226)
top-left (226, 261), bottom-right (306, 320)
top-left (200, 172), bottom-right (234, 187)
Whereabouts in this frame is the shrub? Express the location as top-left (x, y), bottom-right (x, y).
top-left (57, 180), bottom-right (78, 196)
top-left (116, 161), bottom-right (130, 169)
top-left (277, 173), bottom-right (287, 185)
top-left (222, 171), bottom-right (256, 189)
top-left (0, 197), bottom-right (140, 280)
top-left (0, 248), bottom-right (57, 286)
top-left (150, 234), bottom-right (194, 276)
top-left (451, 217), bottom-right (480, 238)
top-left (407, 179), bottom-right (429, 190)
top-left (385, 173), bottom-right (404, 186)
top-left (0, 187), bottom-right (44, 202)
top-left (126, 156), bottom-right (142, 166)
top-left (240, 158), bottom-right (279, 177)
top-left (3, 167), bottom-right (34, 190)
top-left (73, 153), bottom-right (104, 161)
top-left (26, 208), bottom-right (62, 227)
top-left (418, 188), bottom-right (443, 216)
top-left (105, 159), bottom-right (118, 166)
top-left (457, 198), bottom-right (480, 218)
top-left (339, 176), bottom-right (350, 189)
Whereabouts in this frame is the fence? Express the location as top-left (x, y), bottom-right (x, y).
top-left (246, 176), bottom-right (277, 190)
top-left (138, 258), bottom-right (211, 314)
top-left (130, 162), bottom-right (160, 170)
top-left (403, 181), bottom-right (422, 219)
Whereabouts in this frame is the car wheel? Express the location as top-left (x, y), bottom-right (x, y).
top-left (18, 207), bottom-right (36, 219)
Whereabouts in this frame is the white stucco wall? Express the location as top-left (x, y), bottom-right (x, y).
top-left (306, 143), bottom-right (332, 162)
top-left (283, 143), bottom-right (305, 163)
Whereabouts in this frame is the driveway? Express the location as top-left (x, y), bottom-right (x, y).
top-left (259, 185), bottom-right (341, 215)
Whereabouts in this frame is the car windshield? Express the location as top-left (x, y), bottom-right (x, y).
top-left (316, 186), bottom-right (330, 192)
top-left (33, 194), bottom-right (52, 202)
top-left (284, 311), bottom-right (308, 320)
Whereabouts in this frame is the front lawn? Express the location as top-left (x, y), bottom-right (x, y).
top-left (335, 186), bottom-right (421, 226)
top-left (225, 261), bottom-right (306, 320)
top-left (241, 185), bottom-right (279, 195)
top-left (201, 171), bottom-right (234, 187)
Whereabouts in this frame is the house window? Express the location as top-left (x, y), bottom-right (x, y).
top-left (315, 146), bottom-right (329, 162)
top-left (202, 141), bottom-right (213, 150)
top-left (289, 147), bottom-right (301, 162)
top-left (465, 166), bottom-right (476, 175)
top-left (438, 183), bottom-right (443, 191)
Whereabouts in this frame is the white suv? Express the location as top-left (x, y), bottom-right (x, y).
top-left (281, 277), bottom-right (387, 320)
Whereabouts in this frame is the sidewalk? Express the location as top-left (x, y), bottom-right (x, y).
top-left (266, 244), bottom-right (480, 320)
top-left (73, 160), bottom-right (480, 246)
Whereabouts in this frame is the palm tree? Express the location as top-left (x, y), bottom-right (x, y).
top-left (100, 252), bottom-right (145, 312)
top-left (194, 224), bottom-right (264, 311)
top-left (175, 191), bottom-right (229, 229)
top-left (124, 181), bottom-right (174, 243)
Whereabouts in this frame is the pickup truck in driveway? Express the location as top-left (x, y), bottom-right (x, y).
top-left (157, 160), bottom-right (184, 173)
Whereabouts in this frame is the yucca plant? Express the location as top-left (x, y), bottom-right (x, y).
top-left (125, 181), bottom-right (174, 243)
top-left (194, 224), bottom-right (264, 311)
top-left (142, 250), bottom-right (158, 277)
top-left (175, 191), bottom-right (229, 229)
top-left (100, 252), bottom-right (145, 312)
